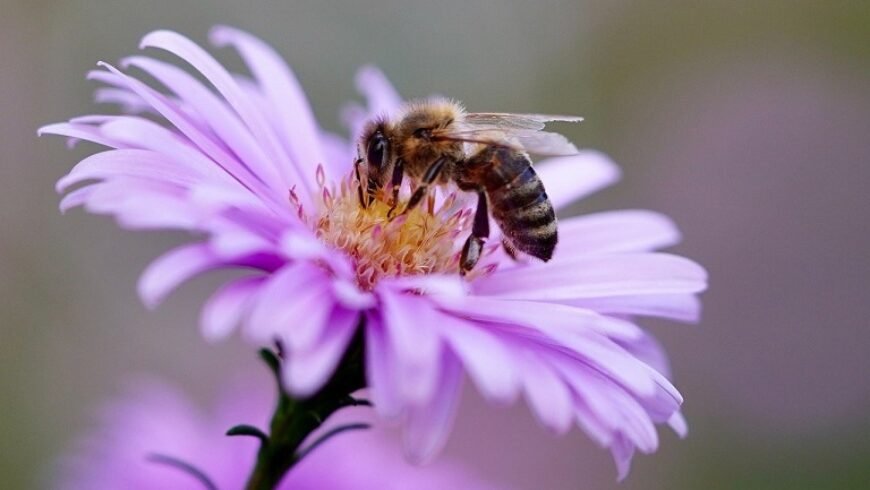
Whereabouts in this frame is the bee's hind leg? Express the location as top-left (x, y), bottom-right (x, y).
top-left (460, 191), bottom-right (490, 276)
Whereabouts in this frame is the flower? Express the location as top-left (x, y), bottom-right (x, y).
top-left (42, 26), bottom-right (707, 478)
top-left (55, 376), bottom-right (504, 490)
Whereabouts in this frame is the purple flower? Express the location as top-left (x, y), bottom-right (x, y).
top-left (42, 26), bottom-right (706, 478)
top-left (55, 377), bottom-right (503, 490)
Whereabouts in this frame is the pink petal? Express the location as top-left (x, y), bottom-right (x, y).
top-left (98, 116), bottom-right (234, 182)
top-left (245, 262), bottom-right (333, 346)
top-left (474, 253), bottom-right (708, 301)
top-left (379, 290), bottom-right (443, 404)
top-left (38, 122), bottom-right (122, 149)
top-left (199, 276), bottom-right (264, 342)
top-left (557, 210), bottom-right (681, 255)
top-left (79, 179), bottom-right (204, 230)
top-left (364, 312), bottom-right (403, 418)
top-left (138, 243), bottom-right (220, 308)
top-left (56, 149), bottom-right (202, 193)
top-left (93, 63), bottom-right (284, 214)
top-left (402, 351), bottom-right (463, 464)
top-left (517, 352), bottom-right (574, 434)
top-left (331, 279), bottom-right (376, 310)
top-left (563, 293), bottom-right (702, 323)
top-left (437, 317), bottom-right (520, 404)
top-left (617, 331), bottom-right (672, 377)
top-left (282, 307), bottom-right (360, 397)
top-left (610, 433), bottom-right (635, 481)
top-left (435, 295), bottom-right (644, 342)
top-left (121, 55), bottom-right (286, 191)
top-left (209, 26), bottom-right (328, 182)
top-left (556, 358), bottom-right (659, 453)
top-left (94, 87), bottom-right (153, 114)
top-left (139, 31), bottom-right (309, 198)
top-left (355, 65), bottom-right (403, 116)
top-left (59, 185), bottom-right (96, 212)
top-left (667, 412), bottom-right (688, 438)
top-left (536, 150), bottom-right (621, 211)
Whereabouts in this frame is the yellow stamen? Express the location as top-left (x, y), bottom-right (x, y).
top-left (311, 172), bottom-right (467, 290)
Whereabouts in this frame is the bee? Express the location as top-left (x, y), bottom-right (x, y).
top-left (356, 98), bottom-right (581, 275)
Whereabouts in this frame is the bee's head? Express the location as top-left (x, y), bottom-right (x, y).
top-left (358, 118), bottom-right (394, 195)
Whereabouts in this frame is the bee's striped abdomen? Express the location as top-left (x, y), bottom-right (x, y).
top-left (477, 148), bottom-right (558, 261)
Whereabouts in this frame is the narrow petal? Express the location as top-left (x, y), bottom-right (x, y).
top-left (611, 433), bottom-right (636, 481)
top-left (56, 149), bottom-right (202, 193)
top-left (517, 352), bottom-right (574, 434)
top-left (38, 122), bottom-right (121, 149)
top-left (93, 63), bottom-right (284, 214)
top-left (209, 26), bottom-right (327, 181)
top-left (474, 253), bottom-right (708, 301)
top-left (94, 87), bottom-right (153, 114)
top-left (356, 65), bottom-right (403, 116)
top-left (245, 262), bottom-right (334, 346)
top-left (59, 185), bottom-right (96, 212)
top-left (558, 210), bottom-right (681, 254)
top-left (138, 243), bottom-right (220, 308)
top-left (434, 295), bottom-right (644, 342)
top-left (331, 279), bottom-right (377, 310)
top-left (403, 351), bottom-right (463, 464)
top-left (98, 116), bottom-right (235, 182)
top-left (364, 312), bottom-right (403, 418)
top-left (668, 412), bottom-right (688, 438)
top-left (139, 31), bottom-right (309, 198)
top-left (77, 178), bottom-right (204, 231)
top-left (283, 307), bottom-right (360, 397)
top-left (121, 56), bottom-right (287, 190)
top-left (556, 358), bottom-right (659, 452)
top-left (379, 290), bottom-right (443, 404)
top-left (564, 293), bottom-right (702, 323)
top-left (438, 318), bottom-right (520, 404)
top-left (199, 276), bottom-right (264, 342)
top-left (536, 150), bottom-right (621, 211)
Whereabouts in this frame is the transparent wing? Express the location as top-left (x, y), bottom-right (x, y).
top-left (463, 112), bottom-right (583, 131)
top-left (445, 112), bottom-right (582, 155)
top-left (439, 127), bottom-right (579, 156)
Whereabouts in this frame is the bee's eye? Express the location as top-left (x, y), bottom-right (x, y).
top-left (366, 132), bottom-right (388, 169)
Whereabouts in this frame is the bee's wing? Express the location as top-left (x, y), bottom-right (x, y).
top-left (441, 127), bottom-right (580, 156)
top-left (447, 112), bottom-right (582, 156)
top-left (463, 112), bottom-right (584, 131)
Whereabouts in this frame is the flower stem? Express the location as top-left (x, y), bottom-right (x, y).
top-left (242, 328), bottom-right (367, 490)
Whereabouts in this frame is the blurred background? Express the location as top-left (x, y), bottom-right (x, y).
top-left (2, 0), bottom-right (869, 488)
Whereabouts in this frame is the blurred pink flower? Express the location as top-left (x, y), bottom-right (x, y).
top-left (42, 26), bottom-right (706, 477)
top-left (55, 377), bottom-right (503, 490)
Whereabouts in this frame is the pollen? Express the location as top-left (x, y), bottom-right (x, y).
top-left (307, 169), bottom-right (469, 290)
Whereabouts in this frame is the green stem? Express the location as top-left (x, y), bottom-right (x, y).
top-left (243, 329), bottom-right (367, 490)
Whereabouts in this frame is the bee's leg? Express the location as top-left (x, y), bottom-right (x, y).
top-left (401, 157), bottom-right (447, 216)
top-left (353, 157), bottom-right (367, 208)
top-left (460, 191), bottom-right (490, 276)
top-left (386, 159), bottom-right (405, 217)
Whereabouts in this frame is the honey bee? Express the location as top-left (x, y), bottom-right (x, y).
top-left (356, 99), bottom-right (581, 275)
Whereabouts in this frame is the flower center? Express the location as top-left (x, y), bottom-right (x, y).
top-left (307, 169), bottom-right (469, 290)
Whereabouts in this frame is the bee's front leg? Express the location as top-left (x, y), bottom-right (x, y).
top-left (385, 159), bottom-right (405, 217)
top-left (399, 157), bottom-right (447, 218)
top-left (460, 191), bottom-right (490, 276)
top-left (353, 157), bottom-right (367, 208)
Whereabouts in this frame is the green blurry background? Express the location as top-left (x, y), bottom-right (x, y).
top-left (2, 1), bottom-right (869, 488)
